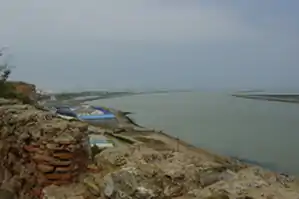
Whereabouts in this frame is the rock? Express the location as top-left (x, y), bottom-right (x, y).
top-left (0, 98), bottom-right (88, 198)
top-left (55, 165), bottom-right (77, 173)
top-left (46, 143), bottom-right (63, 150)
top-left (42, 184), bottom-right (88, 199)
top-left (83, 176), bottom-right (101, 196)
top-left (36, 163), bottom-right (55, 173)
top-left (32, 154), bottom-right (72, 166)
top-left (163, 185), bottom-right (184, 197)
top-left (204, 193), bottom-right (230, 199)
top-left (53, 133), bottom-right (76, 144)
top-left (44, 173), bottom-right (73, 181)
top-left (66, 196), bottom-right (85, 199)
top-left (18, 132), bottom-right (30, 141)
top-left (94, 147), bottom-right (129, 169)
top-left (0, 189), bottom-right (15, 199)
top-left (53, 152), bottom-right (74, 160)
top-left (23, 145), bottom-right (39, 152)
top-left (199, 171), bottom-right (228, 187)
top-left (101, 167), bottom-right (162, 199)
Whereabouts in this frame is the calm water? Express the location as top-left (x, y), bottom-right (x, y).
top-left (89, 92), bottom-right (299, 175)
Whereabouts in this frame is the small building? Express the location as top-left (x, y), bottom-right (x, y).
top-left (54, 104), bottom-right (115, 121)
top-left (88, 134), bottom-right (114, 148)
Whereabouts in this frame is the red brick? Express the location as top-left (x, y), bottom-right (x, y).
top-left (23, 145), bottom-right (39, 152)
top-left (32, 154), bottom-right (53, 162)
top-left (42, 179), bottom-right (71, 186)
top-left (44, 173), bottom-right (72, 181)
top-left (32, 154), bottom-right (72, 166)
top-left (36, 163), bottom-right (54, 173)
top-left (55, 165), bottom-right (77, 173)
top-left (53, 152), bottom-right (74, 160)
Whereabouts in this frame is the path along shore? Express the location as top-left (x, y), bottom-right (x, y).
top-left (1, 98), bottom-right (299, 199)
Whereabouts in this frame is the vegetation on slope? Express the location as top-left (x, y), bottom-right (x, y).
top-left (0, 48), bottom-right (34, 104)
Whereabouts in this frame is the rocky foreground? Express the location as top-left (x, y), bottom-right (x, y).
top-left (0, 99), bottom-right (299, 199)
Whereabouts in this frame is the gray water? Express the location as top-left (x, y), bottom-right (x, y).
top-left (89, 92), bottom-right (299, 175)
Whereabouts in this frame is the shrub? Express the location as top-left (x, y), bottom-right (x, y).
top-left (0, 49), bottom-right (33, 104)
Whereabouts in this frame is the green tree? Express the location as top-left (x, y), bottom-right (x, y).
top-left (0, 47), bottom-right (11, 82)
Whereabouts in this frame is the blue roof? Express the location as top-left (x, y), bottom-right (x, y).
top-left (55, 104), bottom-right (115, 120)
top-left (78, 114), bottom-right (115, 120)
top-left (91, 106), bottom-right (112, 114)
top-left (56, 109), bottom-right (77, 117)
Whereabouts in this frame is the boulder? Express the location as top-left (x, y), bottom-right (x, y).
top-left (101, 167), bottom-right (163, 199)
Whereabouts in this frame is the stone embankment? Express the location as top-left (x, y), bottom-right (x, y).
top-left (0, 98), bottom-right (89, 198)
top-left (1, 98), bottom-right (299, 199)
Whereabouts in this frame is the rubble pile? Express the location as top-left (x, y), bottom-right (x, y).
top-left (0, 98), bottom-right (89, 198)
top-left (79, 145), bottom-right (299, 199)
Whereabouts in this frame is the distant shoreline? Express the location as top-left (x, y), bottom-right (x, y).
top-left (45, 90), bottom-right (191, 106)
top-left (232, 94), bottom-right (299, 104)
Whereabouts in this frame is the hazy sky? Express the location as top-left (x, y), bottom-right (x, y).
top-left (0, 0), bottom-right (298, 91)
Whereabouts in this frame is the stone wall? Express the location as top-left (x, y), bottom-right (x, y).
top-left (0, 98), bottom-right (89, 198)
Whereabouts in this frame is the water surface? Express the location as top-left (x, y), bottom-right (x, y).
top-left (89, 92), bottom-right (299, 175)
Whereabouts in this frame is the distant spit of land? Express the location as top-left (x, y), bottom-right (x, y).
top-left (46, 89), bottom-right (191, 106)
top-left (233, 92), bottom-right (299, 104)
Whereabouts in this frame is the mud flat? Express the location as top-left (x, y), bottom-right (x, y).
top-left (1, 98), bottom-right (299, 199)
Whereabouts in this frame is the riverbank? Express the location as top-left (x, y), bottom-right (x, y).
top-left (2, 98), bottom-right (299, 198)
top-left (44, 89), bottom-right (192, 106)
top-left (43, 99), bottom-right (299, 198)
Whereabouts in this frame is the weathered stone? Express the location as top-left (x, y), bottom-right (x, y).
top-left (53, 133), bottom-right (76, 144)
top-left (0, 188), bottom-right (15, 199)
top-left (36, 164), bottom-right (54, 173)
top-left (83, 176), bottom-right (101, 196)
top-left (204, 193), bottom-right (230, 199)
top-left (46, 143), bottom-right (63, 150)
top-left (23, 145), bottom-right (39, 152)
top-left (199, 171), bottom-right (224, 187)
top-left (44, 173), bottom-right (72, 181)
top-left (42, 184), bottom-right (88, 199)
top-left (43, 180), bottom-right (72, 186)
top-left (87, 164), bottom-right (100, 173)
top-left (18, 132), bottom-right (30, 141)
top-left (55, 165), bottom-right (77, 173)
top-left (0, 99), bottom-right (88, 198)
top-left (53, 152), bottom-right (74, 160)
top-left (94, 147), bottom-right (129, 169)
top-left (32, 154), bottom-right (54, 162)
top-left (32, 154), bottom-right (72, 166)
top-left (66, 196), bottom-right (85, 199)
top-left (101, 167), bottom-right (162, 199)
